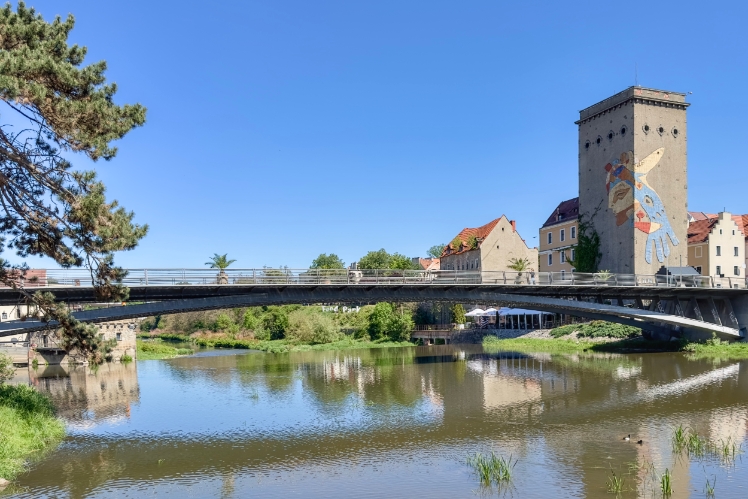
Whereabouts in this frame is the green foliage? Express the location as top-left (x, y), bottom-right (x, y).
top-left (120, 354), bottom-right (133, 363)
top-left (242, 309), bottom-right (260, 331)
top-left (213, 313), bottom-right (234, 331)
top-left (427, 244), bottom-right (446, 259)
top-left (550, 321), bottom-right (640, 339)
top-left (507, 257), bottom-right (531, 272)
top-left (0, 384), bottom-right (65, 480)
top-left (262, 307), bottom-right (289, 340)
top-left (286, 309), bottom-right (341, 344)
top-left (205, 253), bottom-right (236, 269)
top-left (310, 253), bottom-right (345, 269)
top-left (466, 235), bottom-right (479, 250)
top-left (451, 304), bottom-right (466, 324)
top-left (567, 210), bottom-right (602, 272)
top-left (136, 340), bottom-right (192, 360)
top-left (367, 303), bottom-right (413, 341)
top-left (0, 2), bottom-right (148, 363)
top-left (358, 249), bottom-right (417, 269)
top-left (0, 353), bottom-right (13, 384)
top-left (466, 452), bottom-right (516, 487)
top-left (450, 236), bottom-right (462, 252)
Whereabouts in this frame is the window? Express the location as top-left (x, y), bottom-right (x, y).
top-left (557, 214), bottom-right (564, 221)
top-left (476, 259), bottom-right (480, 268)
top-left (560, 229), bottom-right (565, 242)
top-left (560, 251), bottom-right (566, 264)
top-left (716, 265), bottom-right (722, 276)
top-left (695, 266), bottom-right (702, 274)
top-left (733, 230), bottom-right (736, 235)
top-left (548, 254), bottom-right (553, 266)
top-left (547, 232), bottom-right (552, 245)
top-left (0, 312), bottom-right (5, 320)
top-left (571, 226), bottom-right (576, 239)
top-left (116, 332), bottom-right (122, 341)
top-left (720, 229), bottom-right (722, 234)
top-left (695, 246), bottom-right (702, 258)
top-left (735, 247), bottom-right (739, 257)
top-left (716, 246), bottom-right (721, 256)
top-left (734, 266), bottom-right (740, 276)
top-left (571, 249), bottom-right (576, 261)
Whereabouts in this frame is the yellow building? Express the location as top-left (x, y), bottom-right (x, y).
top-left (687, 212), bottom-right (745, 278)
top-left (539, 198), bottom-right (579, 273)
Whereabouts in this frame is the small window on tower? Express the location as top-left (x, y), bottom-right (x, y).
top-left (620, 126), bottom-right (627, 136)
top-left (607, 131), bottom-right (614, 140)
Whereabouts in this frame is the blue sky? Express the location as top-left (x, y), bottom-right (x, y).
top-left (6, 0), bottom-right (748, 269)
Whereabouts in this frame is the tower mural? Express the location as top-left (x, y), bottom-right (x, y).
top-left (577, 87), bottom-right (689, 274)
top-left (604, 148), bottom-right (680, 264)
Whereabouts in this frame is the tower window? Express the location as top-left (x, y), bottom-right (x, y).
top-left (585, 141), bottom-right (590, 149)
top-left (716, 246), bottom-right (721, 256)
top-left (735, 266), bottom-right (740, 276)
top-left (658, 126), bottom-right (665, 134)
top-left (672, 128), bottom-right (679, 137)
top-left (596, 136), bottom-right (602, 144)
top-left (643, 124), bottom-right (650, 133)
top-left (607, 131), bottom-right (614, 140)
top-left (620, 126), bottom-right (627, 136)
top-left (735, 247), bottom-right (739, 257)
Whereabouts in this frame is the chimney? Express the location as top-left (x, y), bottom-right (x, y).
top-left (510, 220), bottom-right (516, 232)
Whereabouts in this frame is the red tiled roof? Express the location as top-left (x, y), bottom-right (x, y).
top-left (687, 218), bottom-right (718, 244)
top-left (687, 215), bottom-right (747, 244)
top-left (441, 217), bottom-right (504, 257)
top-left (542, 197), bottom-right (579, 228)
top-left (689, 211), bottom-right (718, 221)
top-left (417, 258), bottom-right (440, 271)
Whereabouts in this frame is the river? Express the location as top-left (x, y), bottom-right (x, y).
top-left (6, 345), bottom-right (748, 498)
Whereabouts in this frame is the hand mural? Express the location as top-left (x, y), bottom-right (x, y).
top-left (605, 148), bottom-right (679, 264)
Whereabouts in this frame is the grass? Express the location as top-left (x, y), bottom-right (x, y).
top-left (550, 321), bottom-right (641, 339)
top-left (606, 468), bottom-right (625, 493)
top-left (672, 425), bottom-right (744, 464)
top-left (705, 475), bottom-right (716, 497)
top-left (466, 452), bottom-right (516, 487)
top-left (0, 384), bottom-right (65, 481)
top-left (483, 335), bottom-right (748, 359)
top-left (136, 340), bottom-right (194, 360)
top-left (660, 468), bottom-right (672, 496)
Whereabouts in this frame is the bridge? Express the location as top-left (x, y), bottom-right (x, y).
top-left (1, 268), bottom-right (747, 340)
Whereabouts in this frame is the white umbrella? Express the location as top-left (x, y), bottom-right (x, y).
top-left (483, 308), bottom-right (498, 315)
top-left (465, 308), bottom-right (485, 317)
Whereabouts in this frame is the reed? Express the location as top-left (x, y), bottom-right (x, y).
top-left (660, 468), bottom-right (672, 496)
top-left (704, 475), bottom-right (716, 497)
top-left (606, 468), bottom-right (625, 493)
top-left (466, 452), bottom-right (516, 487)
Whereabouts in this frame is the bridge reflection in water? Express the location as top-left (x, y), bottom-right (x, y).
top-left (10, 346), bottom-right (748, 498)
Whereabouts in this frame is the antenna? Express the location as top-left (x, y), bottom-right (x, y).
top-left (635, 63), bottom-right (638, 86)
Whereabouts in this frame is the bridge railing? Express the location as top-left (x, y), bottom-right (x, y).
top-left (4, 268), bottom-right (747, 290)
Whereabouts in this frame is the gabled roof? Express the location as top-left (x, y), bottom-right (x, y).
top-left (416, 258), bottom-right (440, 271)
top-left (542, 197), bottom-right (579, 228)
top-left (687, 215), bottom-right (747, 244)
top-left (441, 217), bottom-right (504, 257)
top-left (688, 211), bottom-right (718, 222)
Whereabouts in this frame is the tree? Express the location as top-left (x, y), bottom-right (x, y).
top-left (0, 352), bottom-right (14, 384)
top-left (358, 249), bottom-right (417, 270)
top-left (205, 253), bottom-right (236, 269)
top-left (310, 253), bottom-right (345, 269)
top-left (565, 211), bottom-right (602, 272)
top-left (507, 257), bottom-right (531, 272)
top-left (358, 249), bottom-right (390, 269)
top-left (450, 304), bottom-right (466, 324)
top-left (0, 3), bottom-right (147, 363)
top-left (367, 302), bottom-right (413, 341)
top-left (427, 244), bottom-right (446, 259)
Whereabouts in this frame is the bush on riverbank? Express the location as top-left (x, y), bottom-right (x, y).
top-left (136, 340), bottom-right (193, 360)
top-left (138, 303), bottom-right (415, 346)
top-left (550, 321), bottom-right (641, 339)
top-left (0, 383), bottom-right (65, 481)
top-left (483, 335), bottom-right (748, 359)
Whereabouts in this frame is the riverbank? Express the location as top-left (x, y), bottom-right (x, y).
top-left (139, 333), bottom-right (414, 354)
top-left (136, 339), bottom-right (194, 360)
top-left (0, 384), bottom-right (65, 483)
top-left (483, 335), bottom-right (748, 358)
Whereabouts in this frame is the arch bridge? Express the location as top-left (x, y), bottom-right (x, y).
top-left (0, 268), bottom-right (746, 340)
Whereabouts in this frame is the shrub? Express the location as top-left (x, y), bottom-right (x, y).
top-left (262, 307), bottom-right (289, 340)
top-left (286, 310), bottom-right (341, 344)
top-left (367, 303), bottom-right (413, 342)
top-left (242, 310), bottom-right (260, 331)
top-left (451, 304), bottom-right (466, 324)
top-left (550, 324), bottom-right (579, 337)
top-left (213, 313), bottom-right (234, 331)
top-left (577, 321), bottom-right (640, 339)
top-left (0, 353), bottom-right (14, 384)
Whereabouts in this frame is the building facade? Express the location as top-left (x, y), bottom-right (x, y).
top-left (539, 197), bottom-right (579, 273)
top-left (687, 212), bottom-right (746, 278)
top-left (440, 216), bottom-right (538, 273)
top-left (577, 87), bottom-right (689, 274)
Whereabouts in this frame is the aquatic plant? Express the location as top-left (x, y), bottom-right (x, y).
top-left (466, 451), bottom-right (516, 487)
top-left (606, 468), bottom-right (625, 493)
top-left (704, 474), bottom-right (716, 497)
top-left (659, 468), bottom-right (672, 496)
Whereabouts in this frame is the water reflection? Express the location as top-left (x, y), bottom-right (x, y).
top-left (7, 346), bottom-right (748, 498)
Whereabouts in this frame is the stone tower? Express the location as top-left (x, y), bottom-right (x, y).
top-left (577, 87), bottom-right (689, 275)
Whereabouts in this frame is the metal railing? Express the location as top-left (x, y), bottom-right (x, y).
top-left (2, 268), bottom-right (746, 290)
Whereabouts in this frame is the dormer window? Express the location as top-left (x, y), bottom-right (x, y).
top-left (558, 214), bottom-right (564, 221)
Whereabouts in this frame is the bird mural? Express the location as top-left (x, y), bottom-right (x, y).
top-left (605, 148), bottom-right (679, 264)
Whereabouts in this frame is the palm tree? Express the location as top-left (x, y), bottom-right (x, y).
top-left (507, 257), bottom-right (532, 284)
top-left (205, 253), bottom-right (236, 269)
top-left (206, 253), bottom-right (236, 284)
